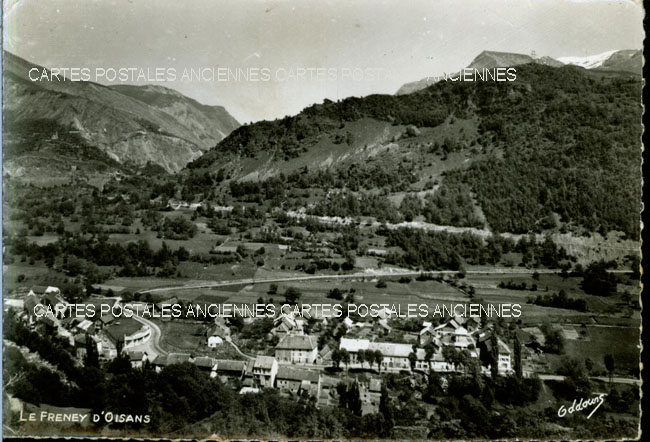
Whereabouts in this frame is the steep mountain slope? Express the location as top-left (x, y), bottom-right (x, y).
top-left (2, 51), bottom-right (239, 175)
top-left (110, 84), bottom-right (239, 147)
top-left (186, 63), bottom-right (642, 239)
top-left (466, 50), bottom-right (534, 69)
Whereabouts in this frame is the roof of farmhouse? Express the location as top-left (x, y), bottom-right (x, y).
top-left (253, 355), bottom-right (277, 369)
top-left (24, 294), bottom-right (39, 313)
top-left (128, 351), bottom-right (145, 361)
top-left (29, 285), bottom-right (51, 295)
top-left (193, 356), bottom-right (217, 368)
top-left (276, 366), bottom-right (320, 383)
top-left (215, 359), bottom-right (247, 373)
top-left (104, 317), bottom-right (146, 344)
top-left (275, 334), bottom-right (317, 351)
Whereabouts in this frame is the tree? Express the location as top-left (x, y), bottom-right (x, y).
top-left (374, 350), bottom-right (384, 373)
top-left (327, 288), bottom-right (344, 300)
top-left (284, 286), bottom-right (301, 304)
top-left (604, 354), bottom-right (615, 385)
top-left (346, 381), bottom-right (363, 416)
top-left (556, 356), bottom-right (591, 398)
top-left (513, 333), bottom-right (523, 378)
top-left (331, 348), bottom-right (342, 368)
top-left (84, 335), bottom-right (99, 368)
top-left (357, 349), bottom-right (367, 368)
top-left (541, 323), bottom-right (565, 354)
top-left (378, 385), bottom-right (394, 434)
top-left (581, 260), bottom-right (618, 296)
top-left (442, 345), bottom-right (458, 371)
top-left (424, 340), bottom-right (439, 373)
top-left (340, 349), bottom-right (350, 370)
top-left (235, 244), bottom-right (248, 258)
top-left (490, 333), bottom-right (499, 378)
top-left (408, 352), bottom-right (417, 371)
top-left (364, 349), bottom-right (375, 370)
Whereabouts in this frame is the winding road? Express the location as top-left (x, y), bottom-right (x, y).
top-left (131, 314), bottom-right (168, 358)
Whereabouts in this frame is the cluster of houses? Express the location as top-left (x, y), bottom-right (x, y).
top-left (265, 309), bottom-right (515, 375)
top-left (6, 285), bottom-right (152, 361)
top-left (147, 350), bottom-right (387, 412)
top-left (5, 282), bottom-right (553, 419)
top-left (6, 283), bottom-right (530, 404)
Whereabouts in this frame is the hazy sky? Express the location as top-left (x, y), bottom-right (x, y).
top-left (3, 0), bottom-right (644, 123)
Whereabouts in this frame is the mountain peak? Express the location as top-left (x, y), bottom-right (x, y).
top-left (467, 51), bottom-right (534, 70)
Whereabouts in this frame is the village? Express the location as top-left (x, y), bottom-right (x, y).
top-left (3, 281), bottom-right (558, 415)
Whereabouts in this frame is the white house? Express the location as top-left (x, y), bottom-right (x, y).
top-left (207, 335), bottom-right (224, 347)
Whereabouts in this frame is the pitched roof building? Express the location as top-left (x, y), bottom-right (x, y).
top-left (103, 317), bottom-right (151, 350)
top-left (274, 334), bottom-right (318, 364)
top-left (275, 366), bottom-right (321, 397)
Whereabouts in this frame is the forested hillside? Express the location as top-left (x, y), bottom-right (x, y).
top-left (188, 64), bottom-right (641, 239)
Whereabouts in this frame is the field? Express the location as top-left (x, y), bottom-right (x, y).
top-left (156, 319), bottom-right (243, 359)
top-left (465, 272), bottom-right (638, 321)
top-left (107, 223), bottom-right (220, 255)
top-left (3, 263), bottom-right (74, 293)
top-left (547, 325), bottom-right (640, 377)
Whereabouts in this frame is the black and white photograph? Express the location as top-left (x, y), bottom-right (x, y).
top-left (0, 0), bottom-right (644, 439)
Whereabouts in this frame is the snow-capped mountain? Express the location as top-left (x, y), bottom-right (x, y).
top-left (557, 50), bottom-right (619, 69)
top-left (557, 49), bottom-right (641, 73)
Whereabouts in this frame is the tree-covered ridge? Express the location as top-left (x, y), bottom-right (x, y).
top-left (190, 64), bottom-right (640, 238)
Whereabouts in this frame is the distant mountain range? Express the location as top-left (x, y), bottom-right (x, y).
top-left (396, 49), bottom-right (642, 95)
top-left (2, 51), bottom-right (239, 177)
